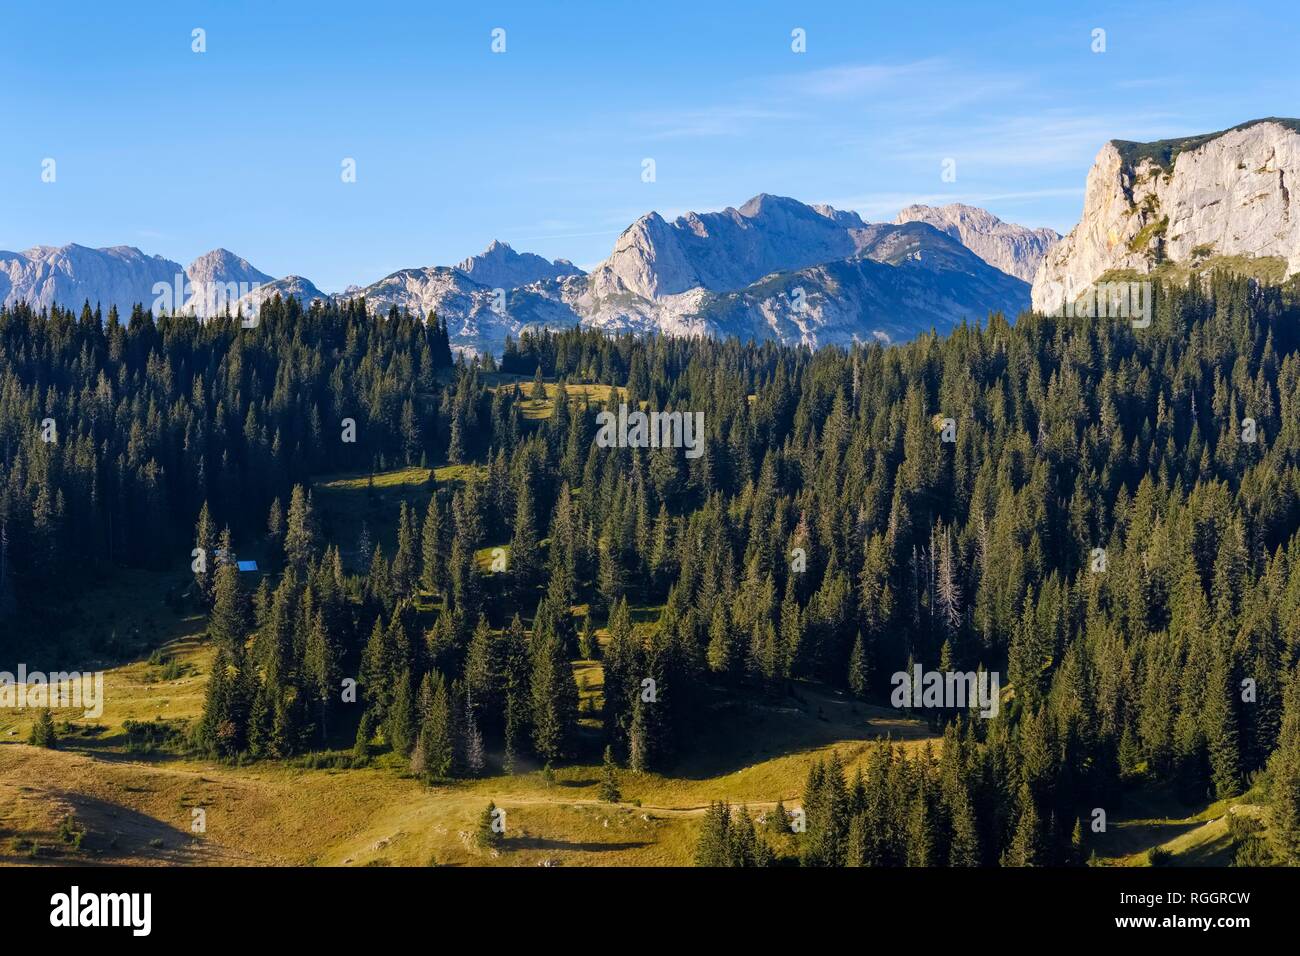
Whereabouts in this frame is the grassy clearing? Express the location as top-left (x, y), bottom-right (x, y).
top-left (487, 380), bottom-right (625, 421)
top-left (312, 463), bottom-right (486, 570)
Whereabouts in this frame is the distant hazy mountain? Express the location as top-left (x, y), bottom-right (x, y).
top-left (1033, 118), bottom-right (1300, 312)
top-left (0, 244), bottom-right (278, 319)
top-left (455, 240), bottom-right (583, 289)
top-left (0, 244), bottom-right (184, 314)
top-left (895, 203), bottom-right (1060, 282)
top-left (234, 276), bottom-right (331, 316)
top-left (183, 249), bottom-right (274, 317)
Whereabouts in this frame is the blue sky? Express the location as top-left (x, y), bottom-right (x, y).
top-left (1, 0), bottom-right (1296, 291)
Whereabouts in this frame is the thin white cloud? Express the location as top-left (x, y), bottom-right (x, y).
top-left (871, 110), bottom-right (1186, 168)
top-left (635, 106), bottom-right (797, 140)
top-left (780, 59), bottom-right (949, 98)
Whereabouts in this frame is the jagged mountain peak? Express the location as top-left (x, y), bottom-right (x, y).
top-left (187, 248), bottom-right (271, 279)
top-left (593, 194), bottom-right (877, 300)
top-left (179, 249), bottom-right (274, 318)
top-left (455, 239), bottom-right (584, 289)
top-left (736, 193), bottom-right (806, 217)
top-left (895, 203), bottom-right (1060, 282)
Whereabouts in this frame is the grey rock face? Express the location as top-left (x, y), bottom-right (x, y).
top-left (183, 249), bottom-right (274, 317)
top-left (1032, 119), bottom-right (1300, 312)
top-left (588, 194), bottom-right (871, 300)
top-left (0, 244), bottom-right (185, 315)
top-left (455, 240), bottom-right (583, 289)
top-left (895, 203), bottom-right (1059, 282)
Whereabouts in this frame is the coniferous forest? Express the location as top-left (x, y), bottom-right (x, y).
top-left (5, 274), bottom-right (1300, 868)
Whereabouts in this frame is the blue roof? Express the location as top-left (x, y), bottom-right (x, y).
top-left (236, 560), bottom-right (258, 572)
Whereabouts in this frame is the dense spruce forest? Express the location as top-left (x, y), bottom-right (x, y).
top-left (4, 274), bottom-right (1300, 867)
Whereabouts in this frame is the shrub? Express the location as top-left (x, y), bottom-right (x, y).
top-left (123, 718), bottom-right (188, 754)
top-left (1147, 847), bottom-right (1172, 867)
top-left (28, 710), bottom-right (57, 749)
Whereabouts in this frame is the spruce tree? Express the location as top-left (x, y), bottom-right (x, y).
top-left (767, 798), bottom-right (790, 836)
top-left (303, 609), bottom-right (338, 741)
top-left (947, 782), bottom-right (981, 866)
top-left (1005, 785), bottom-right (1046, 867)
top-left (510, 480), bottom-right (541, 602)
top-left (599, 745), bottom-right (622, 802)
top-left (629, 692), bottom-right (649, 773)
top-left (421, 673), bottom-right (456, 780)
top-left (420, 494), bottom-right (444, 596)
top-left (1267, 666), bottom-right (1300, 864)
top-left (706, 602), bottom-right (735, 677)
top-left (391, 501), bottom-right (418, 598)
top-left (209, 560), bottom-right (250, 658)
top-left (477, 801), bottom-right (504, 849)
top-left (193, 501), bottom-right (218, 606)
top-left (198, 648), bottom-right (242, 757)
top-left (694, 801), bottom-right (730, 867)
top-left (845, 813), bottom-right (868, 866)
top-left (848, 632), bottom-right (870, 699)
top-left (578, 615), bottom-right (599, 660)
top-left (387, 669), bottom-right (417, 757)
top-left (284, 484), bottom-right (320, 571)
top-left (727, 805), bottom-right (762, 867)
top-left (464, 691), bottom-right (486, 776)
top-left (1205, 642), bottom-right (1243, 799)
top-left (906, 793), bottom-right (936, 866)
top-left (531, 632), bottom-right (578, 763)
top-left (354, 708), bottom-right (376, 760)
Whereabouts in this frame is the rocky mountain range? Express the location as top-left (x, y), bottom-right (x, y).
top-left (183, 249), bottom-right (273, 317)
top-left (15, 119), bottom-right (1296, 354)
top-left (1, 193), bottom-right (1040, 352)
top-left (245, 195), bottom-right (1036, 352)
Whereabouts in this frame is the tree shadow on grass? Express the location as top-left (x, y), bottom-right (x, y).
top-left (54, 742), bottom-right (194, 765)
top-left (507, 836), bottom-right (652, 853)
top-left (556, 777), bottom-right (598, 788)
top-left (1174, 829), bottom-right (1235, 866)
top-left (664, 682), bottom-right (933, 781)
top-left (0, 790), bottom-right (217, 866)
top-left (1101, 819), bottom-right (1203, 858)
